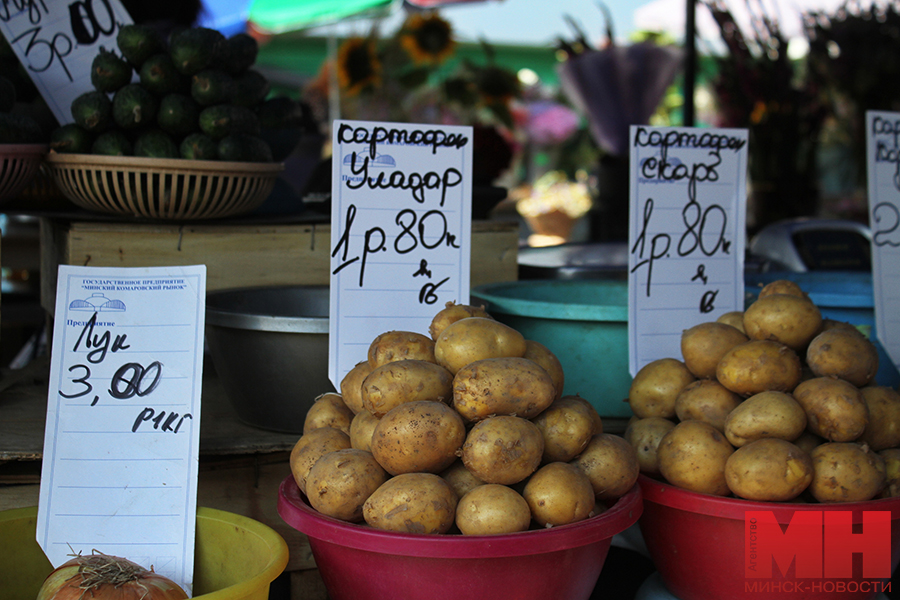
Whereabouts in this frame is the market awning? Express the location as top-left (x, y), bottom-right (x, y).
top-left (247, 0), bottom-right (399, 33)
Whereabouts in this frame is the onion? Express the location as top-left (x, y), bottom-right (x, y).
top-left (37, 551), bottom-right (188, 600)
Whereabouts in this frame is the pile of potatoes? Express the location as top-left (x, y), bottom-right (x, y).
top-left (625, 279), bottom-right (900, 503)
top-left (290, 302), bottom-right (640, 535)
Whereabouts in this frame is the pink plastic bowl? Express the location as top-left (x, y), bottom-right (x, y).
top-left (278, 476), bottom-right (642, 600)
top-left (638, 475), bottom-right (900, 600)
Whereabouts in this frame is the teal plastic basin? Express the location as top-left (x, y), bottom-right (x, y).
top-left (471, 280), bottom-right (631, 418)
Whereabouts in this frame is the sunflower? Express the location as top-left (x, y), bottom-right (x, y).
top-left (473, 64), bottom-right (521, 105)
top-left (337, 37), bottom-right (382, 96)
top-left (399, 12), bottom-right (455, 65)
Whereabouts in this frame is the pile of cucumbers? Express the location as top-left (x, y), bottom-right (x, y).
top-left (51, 24), bottom-right (311, 162)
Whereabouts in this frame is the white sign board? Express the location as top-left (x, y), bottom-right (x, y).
top-left (38, 265), bottom-right (206, 595)
top-left (329, 120), bottom-right (473, 386)
top-left (0, 0), bottom-right (133, 125)
top-left (866, 111), bottom-right (900, 371)
top-left (628, 125), bottom-right (749, 375)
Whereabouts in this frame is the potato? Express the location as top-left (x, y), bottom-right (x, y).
top-left (440, 459), bottom-right (485, 499)
top-left (724, 438), bottom-right (814, 501)
top-left (370, 400), bottom-right (466, 476)
top-left (674, 379), bottom-right (742, 432)
top-left (523, 462), bottom-right (595, 527)
top-left (742, 293), bottom-right (822, 351)
top-left (723, 390), bottom-right (807, 447)
top-left (657, 420), bottom-right (735, 496)
top-left (624, 417), bottom-right (676, 475)
top-left (566, 395), bottom-right (604, 434)
top-left (429, 301), bottom-right (492, 340)
top-left (363, 472), bottom-right (458, 534)
top-left (716, 310), bottom-right (746, 333)
top-left (303, 392), bottom-right (355, 435)
top-left (806, 328), bottom-right (879, 387)
top-left (808, 442), bottom-right (886, 503)
top-left (532, 395), bottom-right (598, 463)
top-left (339, 360), bottom-right (372, 414)
top-left (434, 317), bottom-right (526, 374)
top-left (879, 448), bottom-right (900, 498)
top-left (452, 357), bottom-right (556, 422)
top-left (571, 433), bottom-right (640, 501)
top-left (716, 340), bottom-right (802, 396)
top-left (289, 427), bottom-right (351, 495)
top-left (305, 448), bottom-right (389, 522)
top-left (523, 339), bottom-right (565, 400)
top-left (349, 409), bottom-right (380, 452)
top-left (857, 386), bottom-right (900, 451)
top-left (792, 431), bottom-right (825, 454)
top-left (757, 279), bottom-right (807, 299)
top-left (680, 322), bottom-right (749, 379)
top-left (361, 359), bottom-right (454, 417)
top-left (368, 330), bottom-right (436, 369)
top-left (792, 377), bottom-right (868, 442)
top-left (455, 484), bottom-right (532, 535)
top-left (628, 358), bottom-right (696, 419)
top-left (461, 415), bottom-right (544, 485)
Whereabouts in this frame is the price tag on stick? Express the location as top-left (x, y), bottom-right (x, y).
top-left (628, 125), bottom-right (749, 375)
top-left (329, 120), bottom-right (473, 387)
top-left (0, 0), bottom-right (134, 125)
top-left (866, 110), bottom-right (900, 372)
top-left (37, 265), bottom-right (206, 595)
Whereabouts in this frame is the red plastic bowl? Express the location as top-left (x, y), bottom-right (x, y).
top-left (278, 476), bottom-right (642, 600)
top-left (638, 474), bottom-right (900, 600)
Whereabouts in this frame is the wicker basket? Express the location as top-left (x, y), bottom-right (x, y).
top-left (0, 144), bottom-right (49, 205)
top-left (45, 153), bottom-right (283, 220)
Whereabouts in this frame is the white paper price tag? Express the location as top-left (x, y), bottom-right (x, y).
top-left (329, 120), bottom-right (473, 387)
top-left (0, 0), bottom-right (133, 125)
top-left (628, 125), bottom-right (748, 375)
top-left (38, 265), bottom-right (206, 595)
top-left (866, 111), bottom-right (900, 371)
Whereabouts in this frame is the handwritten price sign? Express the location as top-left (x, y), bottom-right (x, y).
top-left (628, 125), bottom-right (748, 375)
top-left (329, 120), bottom-right (472, 387)
top-left (0, 0), bottom-right (133, 125)
top-left (865, 111), bottom-right (900, 371)
top-left (38, 265), bottom-right (206, 594)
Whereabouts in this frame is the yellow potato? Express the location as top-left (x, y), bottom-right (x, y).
top-left (808, 442), bottom-right (886, 503)
top-left (757, 279), bottom-right (807, 299)
top-left (532, 395), bottom-right (599, 463)
top-left (305, 448), bottom-right (389, 522)
top-left (370, 400), bottom-right (466, 476)
top-left (857, 386), bottom-right (900, 451)
top-left (792, 377), bottom-right (868, 442)
top-left (349, 409), bottom-right (380, 452)
top-left (657, 420), bottom-right (735, 496)
top-left (792, 431), bottom-right (825, 455)
top-left (303, 392), bottom-right (355, 435)
top-left (623, 417), bottom-right (677, 475)
top-left (570, 433), bottom-right (640, 501)
top-left (455, 484), bottom-right (532, 535)
top-left (723, 390), bottom-right (807, 447)
top-left (434, 317), bottom-right (526, 374)
top-left (724, 438), bottom-right (813, 501)
top-left (716, 340), bottom-right (802, 396)
top-left (742, 293), bottom-right (822, 352)
top-left (461, 415), bottom-right (544, 485)
top-left (628, 358), bottom-right (696, 419)
top-left (879, 448), bottom-right (900, 498)
top-left (361, 359), bottom-right (454, 417)
top-left (523, 339), bottom-right (565, 400)
top-left (289, 427), bottom-right (352, 495)
top-left (680, 321), bottom-right (748, 379)
top-left (368, 330), bottom-right (436, 369)
top-left (806, 328), bottom-right (879, 388)
top-left (674, 379), bottom-right (742, 432)
top-left (452, 357), bottom-right (556, 422)
top-left (565, 394), bottom-right (603, 434)
top-left (440, 459), bottom-right (485, 499)
top-left (339, 360), bottom-right (372, 414)
top-left (523, 462), bottom-right (596, 527)
top-left (429, 301), bottom-right (493, 341)
top-left (716, 310), bottom-right (746, 333)
top-left (363, 472), bottom-right (458, 534)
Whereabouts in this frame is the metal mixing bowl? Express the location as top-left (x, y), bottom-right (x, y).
top-left (205, 285), bottom-right (334, 433)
